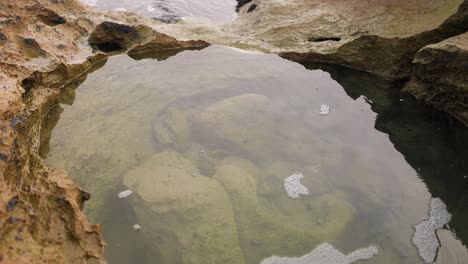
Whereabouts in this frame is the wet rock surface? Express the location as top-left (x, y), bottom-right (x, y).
top-left (128, 32), bottom-right (209, 60)
top-left (277, 0), bottom-right (468, 122)
top-left (123, 151), bottom-right (244, 264)
top-left (89, 21), bottom-right (154, 52)
top-left (403, 32), bottom-right (468, 125)
top-left (1, 0), bottom-right (468, 263)
top-left (280, 0), bottom-right (468, 78)
top-left (0, 0), bottom-right (211, 263)
top-left (231, 0), bottom-right (463, 53)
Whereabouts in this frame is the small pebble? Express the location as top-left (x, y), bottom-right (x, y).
top-left (133, 224), bottom-right (141, 231)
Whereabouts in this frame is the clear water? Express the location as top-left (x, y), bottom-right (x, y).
top-left (42, 45), bottom-right (468, 264)
top-left (81, 0), bottom-right (237, 23)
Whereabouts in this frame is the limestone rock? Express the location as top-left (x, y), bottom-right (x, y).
top-left (88, 21), bottom-right (154, 52)
top-left (403, 32), bottom-right (468, 125)
top-left (233, 0), bottom-right (463, 53)
top-left (123, 151), bottom-right (244, 264)
top-left (0, 0), bottom-right (212, 262)
top-left (279, 0), bottom-right (468, 78)
top-left (128, 32), bottom-right (209, 60)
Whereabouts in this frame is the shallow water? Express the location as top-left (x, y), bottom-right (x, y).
top-left (81, 0), bottom-right (237, 23)
top-left (44, 46), bottom-right (468, 264)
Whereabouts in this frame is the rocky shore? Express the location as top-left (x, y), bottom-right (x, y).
top-left (0, 1), bottom-right (207, 263)
top-left (271, 0), bottom-right (467, 124)
top-left (0, 0), bottom-right (467, 263)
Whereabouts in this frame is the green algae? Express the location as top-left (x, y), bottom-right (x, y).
top-left (123, 151), bottom-right (244, 264)
top-left (214, 157), bottom-right (354, 263)
top-left (152, 107), bottom-right (191, 153)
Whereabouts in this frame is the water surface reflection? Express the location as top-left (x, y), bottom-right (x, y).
top-left (44, 46), bottom-right (468, 264)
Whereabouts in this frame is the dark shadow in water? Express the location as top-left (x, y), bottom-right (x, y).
top-left (300, 62), bottom-right (468, 247)
top-left (128, 46), bottom-right (208, 61)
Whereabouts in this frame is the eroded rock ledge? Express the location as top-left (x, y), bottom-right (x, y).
top-left (275, 0), bottom-right (467, 124)
top-left (0, 1), bottom-right (207, 263)
top-left (403, 32), bottom-right (468, 124)
top-left (0, 0), bottom-right (467, 262)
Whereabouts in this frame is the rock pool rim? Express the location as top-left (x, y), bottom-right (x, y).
top-left (1, 0), bottom-right (467, 262)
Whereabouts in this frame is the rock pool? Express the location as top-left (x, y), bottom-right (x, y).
top-left (44, 45), bottom-right (468, 264)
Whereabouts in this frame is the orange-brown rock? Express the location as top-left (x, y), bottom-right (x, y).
top-left (0, 0), bottom-right (209, 263)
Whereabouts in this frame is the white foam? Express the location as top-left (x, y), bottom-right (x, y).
top-left (260, 243), bottom-right (379, 264)
top-left (133, 224), bottom-right (141, 231)
top-left (114, 8), bottom-right (127, 12)
top-left (79, 0), bottom-right (98, 7)
top-left (118, 189), bottom-right (133, 198)
top-left (320, 104), bottom-right (330, 115)
top-left (284, 172), bottom-right (309, 199)
top-left (147, 5), bottom-right (156, 13)
top-left (412, 198), bottom-right (452, 263)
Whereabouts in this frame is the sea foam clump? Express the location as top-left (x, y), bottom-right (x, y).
top-left (284, 172), bottom-right (309, 199)
top-left (412, 198), bottom-right (452, 263)
top-left (320, 104), bottom-right (331, 115)
top-left (118, 189), bottom-right (133, 198)
top-left (260, 243), bottom-right (379, 264)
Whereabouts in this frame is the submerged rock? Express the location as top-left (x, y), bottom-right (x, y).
top-left (260, 243), bottom-right (379, 264)
top-left (152, 107), bottom-right (191, 151)
top-left (123, 151), bottom-right (244, 264)
top-left (214, 157), bottom-right (355, 263)
top-left (0, 0), bottom-right (213, 262)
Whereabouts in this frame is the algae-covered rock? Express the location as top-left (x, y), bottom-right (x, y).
top-left (194, 93), bottom-right (321, 162)
top-left (214, 157), bottom-right (355, 263)
top-left (198, 93), bottom-right (270, 144)
top-left (123, 151), bottom-right (244, 264)
top-left (192, 92), bottom-right (338, 169)
top-left (152, 107), bottom-right (191, 152)
top-left (195, 93), bottom-right (273, 158)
